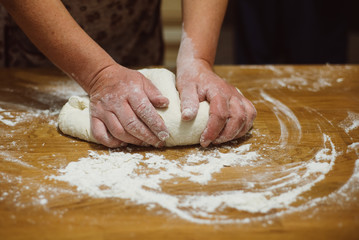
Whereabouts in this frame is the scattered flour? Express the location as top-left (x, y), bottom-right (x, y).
top-left (0, 104), bottom-right (62, 128)
top-left (51, 133), bottom-right (338, 224)
top-left (0, 152), bottom-right (34, 168)
top-left (40, 79), bottom-right (86, 99)
top-left (339, 111), bottom-right (359, 134)
top-left (244, 65), bottom-right (348, 92)
top-left (0, 115), bottom-right (18, 127)
top-left (334, 158), bottom-right (359, 199)
top-left (259, 90), bottom-right (302, 146)
top-left (348, 142), bottom-right (359, 154)
top-left (0, 76), bottom-right (85, 127)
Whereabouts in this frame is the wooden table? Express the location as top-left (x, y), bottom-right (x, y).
top-left (0, 66), bottom-right (358, 239)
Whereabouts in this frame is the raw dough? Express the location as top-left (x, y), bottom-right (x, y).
top-left (58, 68), bottom-right (210, 147)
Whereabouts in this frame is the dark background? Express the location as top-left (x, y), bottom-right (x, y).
top-left (216, 0), bottom-right (359, 64)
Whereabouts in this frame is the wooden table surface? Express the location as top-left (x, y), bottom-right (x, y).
top-left (0, 65), bottom-right (358, 239)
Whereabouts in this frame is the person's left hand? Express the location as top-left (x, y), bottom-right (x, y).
top-left (176, 59), bottom-right (256, 147)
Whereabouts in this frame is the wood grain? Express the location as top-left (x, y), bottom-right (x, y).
top-left (0, 66), bottom-right (358, 239)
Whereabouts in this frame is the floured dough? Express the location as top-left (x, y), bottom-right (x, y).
top-left (58, 68), bottom-right (210, 147)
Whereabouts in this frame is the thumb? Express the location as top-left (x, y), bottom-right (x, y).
top-left (178, 84), bottom-right (199, 121)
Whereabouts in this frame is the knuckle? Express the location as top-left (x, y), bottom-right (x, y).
top-left (229, 115), bottom-right (246, 134)
top-left (125, 118), bottom-right (139, 132)
top-left (134, 101), bottom-right (150, 118)
top-left (176, 80), bottom-right (190, 91)
top-left (240, 112), bottom-right (248, 123)
top-left (89, 104), bottom-right (102, 117)
top-left (232, 115), bottom-right (245, 127)
top-left (111, 126), bottom-right (125, 138)
top-left (135, 102), bottom-right (147, 112)
top-left (216, 110), bottom-right (230, 121)
top-left (92, 130), bottom-right (117, 148)
top-left (211, 108), bottom-right (229, 122)
top-left (210, 112), bottom-right (225, 122)
top-left (133, 102), bottom-right (163, 132)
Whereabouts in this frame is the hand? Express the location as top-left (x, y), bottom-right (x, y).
top-left (176, 59), bottom-right (256, 147)
top-left (88, 64), bottom-right (170, 148)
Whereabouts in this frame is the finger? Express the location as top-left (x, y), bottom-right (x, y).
top-left (143, 77), bottom-right (169, 108)
top-left (235, 98), bottom-right (257, 139)
top-left (213, 97), bottom-right (246, 144)
top-left (117, 102), bottom-right (165, 147)
top-left (91, 117), bottom-right (126, 148)
top-left (178, 84), bottom-right (199, 121)
top-left (200, 94), bottom-right (229, 147)
top-left (101, 111), bottom-right (145, 146)
top-left (128, 92), bottom-right (169, 141)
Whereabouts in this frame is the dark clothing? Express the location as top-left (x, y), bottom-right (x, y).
top-left (234, 0), bottom-right (349, 64)
top-left (0, 0), bottom-right (163, 68)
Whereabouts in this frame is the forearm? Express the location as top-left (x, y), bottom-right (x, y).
top-left (0, 0), bottom-right (116, 93)
top-left (179, 0), bottom-right (228, 66)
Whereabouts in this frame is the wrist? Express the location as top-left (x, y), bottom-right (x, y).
top-left (176, 57), bottom-right (213, 78)
top-left (85, 62), bottom-right (126, 96)
top-left (71, 56), bottom-right (118, 94)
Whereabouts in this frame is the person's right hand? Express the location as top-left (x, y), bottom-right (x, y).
top-left (88, 64), bottom-right (170, 148)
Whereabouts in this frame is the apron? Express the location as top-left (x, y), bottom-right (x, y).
top-left (0, 0), bottom-right (163, 67)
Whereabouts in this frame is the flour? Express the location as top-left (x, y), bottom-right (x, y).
top-left (51, 144), bottom-right (259, 192)
top-left (259, 90), bottom-right (302, 146)
top-left (0, 78), bottom-right (84, 130)
top-left (0, 115), bottom-right (18, 126)
top-left (348, 142), bottom-right (359, 153)
top-left (0, 108), bottom-right (59, 127)
top-left (50, 144), bottom-right (262, 223)
top-left (51, 132), bottom-right (339, 224)
top-left (0, 75), bottom-right (85, 128)
top-left (334, 158), bottom-right (359, 199)
top-left (0, 152), bottom-right (34, 168)
top-left (40, 79), bottom-right (86, 99)
top-left (339, 111), bottom-right (359, 134)
top-left (245, 65), bottom-right (348, 92)
top-left (176, 29), bottom-right (198, 80)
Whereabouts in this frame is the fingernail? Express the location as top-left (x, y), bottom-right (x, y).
top-left (155, 141), bottom-right (165, 148)
top-left (199, 131), bottom-right (206, 143)
top-left (182, 108), bottom-right (194, 120)
top-left (157, 101), bottom-right (168, 108)
top-left (200, 139), bottom-right (211, 148)
top-left (141, 142), bottom-right (150, 147)
top-left (158, 131), bottom-right (169, 141)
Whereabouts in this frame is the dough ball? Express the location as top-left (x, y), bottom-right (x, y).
top-left (58, 68), bottom-right (210, 147)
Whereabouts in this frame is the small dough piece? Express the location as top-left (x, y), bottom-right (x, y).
top-left (58, 68), bottom-right (210, 147)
